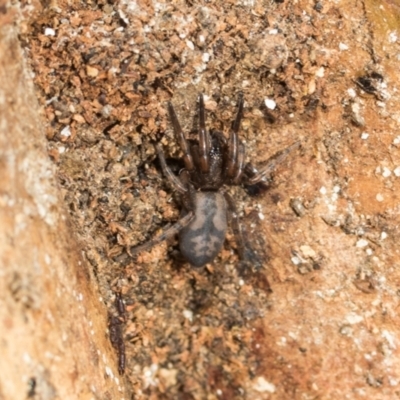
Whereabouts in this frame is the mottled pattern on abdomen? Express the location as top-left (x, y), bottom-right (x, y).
top-left (179, 192), bottom-right (227, 267)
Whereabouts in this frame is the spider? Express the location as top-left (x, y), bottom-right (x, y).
top-left (130, 94), bottom-right (298, 268)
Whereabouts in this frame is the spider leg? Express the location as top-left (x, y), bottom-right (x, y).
top-left (155, 143), bottom-right (187, 193)
top-left (224, 192), bottom-right (247, 259)
top-left (129, 212), bottom-right (194, 256)
top-left (198, 94), bottom-right (211, 173)
top-left (243, 141), bottom-right (300, 185)
top-left (225, 94), bottom-right (244, 179)
top-left (224, 192), bottom-right (271, 291)
top-left (232, 143), bottom-right (245, 185)
top-left (178, 172), bottom-right (197, 211)
top-left (168, 102), bottom-right (195, 171)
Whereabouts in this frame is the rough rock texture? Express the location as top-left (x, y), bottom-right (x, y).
top-left (0, 14), bottom-right (125, 400)
top-left (2, 0), bottom-right (400, 399)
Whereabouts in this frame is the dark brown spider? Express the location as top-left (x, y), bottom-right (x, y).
top-left (130, 94), bottom-right (298, 267)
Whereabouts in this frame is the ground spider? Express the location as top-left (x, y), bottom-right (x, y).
top-left (131, 94), bottom-right (298, 268)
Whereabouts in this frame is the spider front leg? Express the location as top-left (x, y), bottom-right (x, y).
top-left (155, 143), bottom-right (187, 193)
top-left (129, 212), bottom-right (194, 256)
top-left (198, 93), bottom-right (212, 173)
top-left (168, 101), bottom-right (194, 172)
top-left (225, 94), bottom-right (244, 180)
top-left (243, 141), bottom-right (300, 185)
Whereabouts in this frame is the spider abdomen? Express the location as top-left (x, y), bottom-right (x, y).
top-left (179, 192), bottom-right (227, 267)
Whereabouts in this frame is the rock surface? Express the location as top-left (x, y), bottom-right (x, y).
top-left (1, 0), bottom-right (400, 399)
